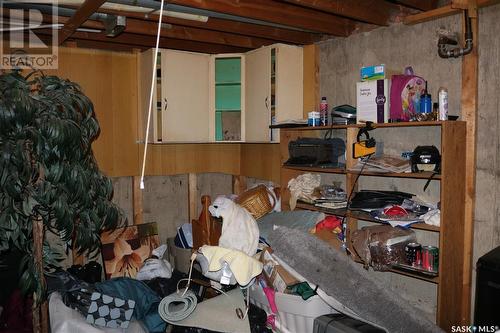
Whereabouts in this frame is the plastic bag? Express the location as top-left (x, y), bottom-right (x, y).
top-left (209, 196), bottom-right (259, 256)
top-left (137, 245), bottom-right (173, 280)
top-left (351, 225), bottom-right (416, 271)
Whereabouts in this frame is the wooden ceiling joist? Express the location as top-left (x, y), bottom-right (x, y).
top-left (46, 14), bottom-right (277, 49)
top-left (404, 0), bottom-right (499, 25)
top-left (93, 7), bottom-right (319, 44)
top-left (124, 18), bottom-right (277, 49)
top-left (38, 29), bottom-right (250, 54)
top-left (279, 0), bottom-right (399, 26)
top-left (392, 0), bottom-right (438, 11)
top-left (166, 0), bottom-right (355, 36)
top-left (58, 0), bottom-right (106, 45)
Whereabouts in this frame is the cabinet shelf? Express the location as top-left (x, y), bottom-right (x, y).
top-left (295, 202), bottom-right (440, 232)
top-left (215, 81), bottom-right (241, 86)
top-left (216, 109), bottom-right (242, 112)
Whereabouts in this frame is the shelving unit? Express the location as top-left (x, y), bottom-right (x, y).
top-left (279, 121), bottom-right (468, 331)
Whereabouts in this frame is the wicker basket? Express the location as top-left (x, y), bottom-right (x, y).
top-left (235, 185), bottom-right (276, 220)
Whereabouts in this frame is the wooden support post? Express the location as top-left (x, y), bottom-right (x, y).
top-left (32, 216), bottom-right (48, 333)
top-left (188, 173), bottom-right (198, 222)
top-left (232, 175), bottom-right (247, 196)
top-left (133, 176), bottom-right (144, 225)
top-left (460, 1), bottom-right (478, 325)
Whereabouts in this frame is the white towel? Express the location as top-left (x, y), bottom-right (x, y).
top-left (199, 245), bottom-right (263, 286)
top-left (287, 173), bottom-right (321, 210)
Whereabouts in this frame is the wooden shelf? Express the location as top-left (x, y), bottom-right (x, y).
top-left (388, 267), bottom-right (439, 283)
top-left (295, 202), bottom-right (440, 232)
top-left (351, 258), bottom-right (439, 283)
top-left (348, 170), bottom-right (440, 180)
top-left (281, 120), bottom-right (453, 131)
top-left (283, 165), bottom-right (345, 174)
top-left (280, 102), bottom-right (467, 330)
top-left (283, 165), bottom-right (441, 180)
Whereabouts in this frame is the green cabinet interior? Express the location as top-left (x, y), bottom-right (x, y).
top-left (215, 57), bottom-right (241, 141)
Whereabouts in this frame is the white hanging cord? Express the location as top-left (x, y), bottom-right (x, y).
top-left (139, 0), bottom-right (165, 190)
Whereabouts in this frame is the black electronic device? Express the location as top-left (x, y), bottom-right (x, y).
top-left (331, 104), bottom-right (357, 125)
top-left (474, 245), bottom-right (500, 327)
top-left (410, 146), bottom-right (441, 173)
top-left (285, 137), bottom-right (346, 167)
top-left (353, 122), bottom-right (376, 158)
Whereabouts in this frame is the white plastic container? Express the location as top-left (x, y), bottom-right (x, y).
top-left (249, 283), bottom-right (336, 333)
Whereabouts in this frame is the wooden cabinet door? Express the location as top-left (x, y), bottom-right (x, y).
top-left (161, 50), bottom-right (210, 142)
top-left (245, 47), bottom-right (271, 142)
top-left (275, 45), bottom-right (303, 123)
top-left (138, 49), bottom-right (160, 143)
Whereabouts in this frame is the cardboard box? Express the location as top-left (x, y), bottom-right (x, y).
top-left (356, 79), bottom-right (390, 124)
top-left (360, 64), bottom-right (398, 81)
top-left (314, 229), bottom-right (343, 250)
top-left (259, 247), bottom-right (299, 293)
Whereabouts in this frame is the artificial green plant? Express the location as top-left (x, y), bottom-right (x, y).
top-left (0, 71), bottom-right (124, 303)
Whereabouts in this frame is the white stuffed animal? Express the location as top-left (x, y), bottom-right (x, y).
top-left (209, 196), bottom-right (259, 256)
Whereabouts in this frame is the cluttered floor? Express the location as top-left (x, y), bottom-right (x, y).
top-left (12, 184), bottom-right (444, 333)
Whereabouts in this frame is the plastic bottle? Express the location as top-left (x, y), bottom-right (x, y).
top-left (420, 81), bottom-right (432, 113)
top-left (320, 97), bottom-right (328, 126)
top-left (438, 87), bottom-right (448, 121)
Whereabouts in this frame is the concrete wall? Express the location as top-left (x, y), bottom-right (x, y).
top-left (110, 174), bottom-right (281, 242)
top-left (318, 4), bottom-right (500, 320)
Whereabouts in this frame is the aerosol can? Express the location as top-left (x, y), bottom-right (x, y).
top-left (438, 87), bottom-right (448, 121)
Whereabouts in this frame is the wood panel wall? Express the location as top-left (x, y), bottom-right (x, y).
top-left (240, 143), bottom-right (281, 183)
top-left (48, 47), bottom-right (139, 176)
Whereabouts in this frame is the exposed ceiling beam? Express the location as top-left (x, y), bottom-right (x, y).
top-left (38, 29), bottom-right (250, 54)
top-left (391, 0), bottom-right (438, 11)
top-left (165, 0), bottom-right (356, 36)
top-left (93, 7), bottom-right (320, 44)
top-left (42, 13), bottom-right (279, 49)
top-left (72, 39), bottom-right (142, 52)
top-left (404, 0), bottom-right (499, 25)
top-left (58, 0), bottom-right (106, 45)
top-left (124, 18), bottom-right (278, 49)
top-left (279, 0), bottom-right (400, 26)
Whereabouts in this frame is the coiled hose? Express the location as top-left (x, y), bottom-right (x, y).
top-left (158, 290), bottom-right (198, 323)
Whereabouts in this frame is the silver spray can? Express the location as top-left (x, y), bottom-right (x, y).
top-left (438, 87), bottom-right (448, 121)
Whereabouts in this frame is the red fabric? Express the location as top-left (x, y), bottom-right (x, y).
top-left (315, 215), bottom-right (342, 232)
top-left (0, 289), bottom-right (33, 333)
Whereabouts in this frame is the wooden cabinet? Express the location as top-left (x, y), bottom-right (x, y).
top-left (245, 44), bottom-right (303, 142)
top-left (161, 50), bottom-right (210, 142)
top-left (138, 49), bottom-right (209, 143)
top-left (279, 121), bottom-right (469, 331)
top-left (138, 44), bottom-right (302, 143)
top-left (245, 46), bottom-right (270, 142)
